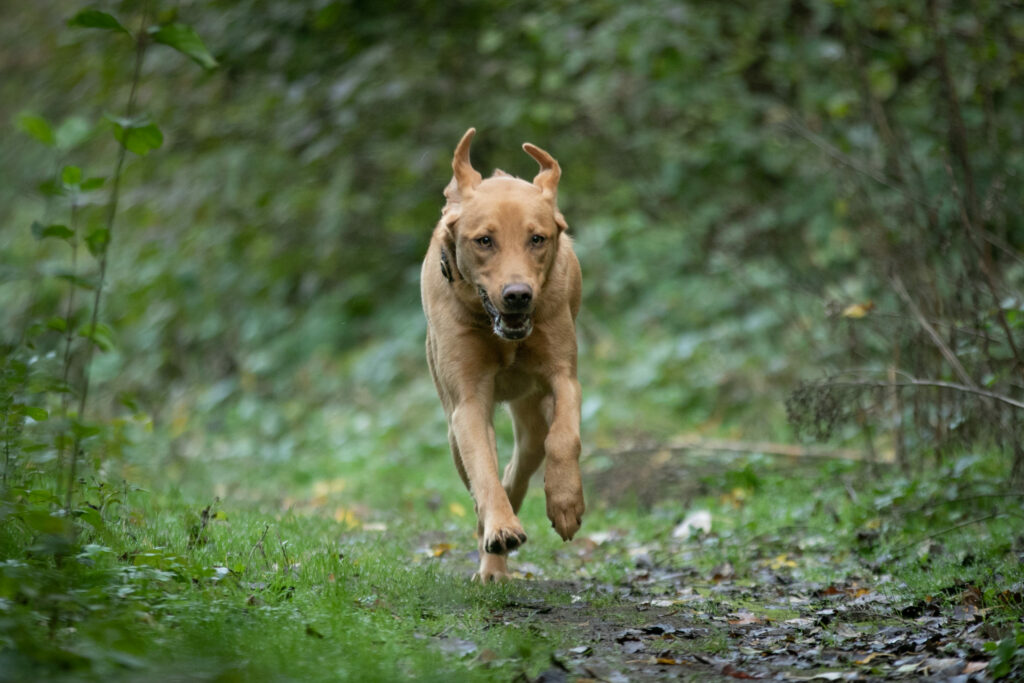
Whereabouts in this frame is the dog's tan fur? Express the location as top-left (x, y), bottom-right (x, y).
top-left (421, 128), bottom-right (584, 582)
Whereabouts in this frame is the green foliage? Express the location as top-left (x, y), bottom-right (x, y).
top-left (67, 8), bottom-right (131, 35)
top-left (1, 0), bottom-right (1023, 676)
top-left (149, 23), bottom-right (218, 69)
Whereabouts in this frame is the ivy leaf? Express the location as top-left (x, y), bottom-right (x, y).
top-left (68, 9), bottom-right (130, 36)
top-left (150, 23), bottom-right (218, 69)
top-left (16, 112), bottom-right (55, 146)
top-left (31, 221), bottom-right (74, 241)
top-left (109, 117), bottom-right (163, 156)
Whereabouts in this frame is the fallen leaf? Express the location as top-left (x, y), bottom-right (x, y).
top-left (767, 553), bottom-right (798, 570)
top-left (841, 301), bottom-right (873, 318)
top-left (621, 639), bottom-right (644, 654)
top-left (962, 661), bottom-right (988, 674)
top-left (431, 542), bottom-right (455, 558)
top-left (728, 611), bottom-right (762, 626)
top-left (672, 510), bottom-right (712, 538)
top-left (333, 507), bottom-right (359, 528)
top-left (448, 501), bottom-right (466, 517)
top-left (722, 663), bottom-right (762, 679)
top-left (711, 561), bottom-right (736, 582)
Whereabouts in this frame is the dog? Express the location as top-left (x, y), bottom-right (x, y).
top-left (421, 128), bottom-right (585, 582)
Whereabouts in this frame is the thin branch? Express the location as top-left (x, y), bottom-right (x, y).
top-left (890, 273), bottom-right (979, 391)
top-left (911, 492), bottom-right (1024, 512)
top-left (589, 436), bottom-right (869, 462)
top-left (944, 161), bottom-right (1024, 375)
top-left (891, 512), bottom-right (1003, 556)
top-left (67, 8), bottom-right (150, 513)
top-left (246, 524), bottom-right (271, 571)
top-left (826, 377), bottom-right (1024, 411)
top-left (780, 116), bottom-right (934, 210)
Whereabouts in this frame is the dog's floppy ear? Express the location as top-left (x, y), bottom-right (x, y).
top-left (523, 142), bottom-right (568, 232)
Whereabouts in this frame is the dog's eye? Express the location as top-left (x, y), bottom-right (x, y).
top-left (475, 236), bottom-right (492, 247)
top-left (531, 234), bottom-right (546, 246)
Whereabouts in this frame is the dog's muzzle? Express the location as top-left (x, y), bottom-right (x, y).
top-left (477, 287), bottom-right (533, 341)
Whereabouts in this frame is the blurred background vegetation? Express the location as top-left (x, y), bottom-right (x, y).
top-left (2, 0), bottom-right (1024, 678)
top-left (5, 0), bottom-right (1023, 483)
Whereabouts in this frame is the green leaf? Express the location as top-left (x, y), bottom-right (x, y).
top-left (20, 509), bottom-right (71, 536)
top-left (70, 419), bottom-right (102, 439)
top-left (61, 165), bottom-right (82, 186)
top-left (22, 406), bottom-right (49, 422)
top-left (68, 9), bottom-right (130, 35)
top-left (78, 322), bottom-right (115, 351)
top-left (37, 179), bottom-right (65, 197)
top-left (85, 227), bottom-right (110, 257)
top-left (16, 112), bottom-right (55, 146)
top-left (55, 116), bottom-right (92, 149)
top-left (149, 23), bottom-right (218, 69)
top-left (73, 506), bottom-right (105, 531)
top-left (110, 119), bottom-right (163, 156)
top-left (46, 317), bottom-right (68, 332)
top-left (56, 272), bottom-right (98, 291)
top-left (81, 177), bottom-right (106, 191)
top-left (31, 221), bottom-right (74, 241)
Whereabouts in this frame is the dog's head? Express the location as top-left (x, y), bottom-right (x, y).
top-left (441, 128), bottom-right (568, 341)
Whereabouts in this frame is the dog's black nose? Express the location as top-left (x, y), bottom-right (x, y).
top-left (502, 283), bottom-right (533, 310)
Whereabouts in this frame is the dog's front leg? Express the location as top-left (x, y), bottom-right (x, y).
top-left (544, 374), bottom-right (585, 541)
top-left (450, 399), bottom-right (527, 582)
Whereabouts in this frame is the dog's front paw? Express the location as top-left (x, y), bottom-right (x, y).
top-left (481, 519), bottom-right (527, 555)
top-left (473, 553), bottom-right (511, 583)
top-left (545, 480), bottom-right (585, 542)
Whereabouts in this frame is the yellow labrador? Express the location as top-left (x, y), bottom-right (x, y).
top-left (420, 128), bottom-right (584, 582)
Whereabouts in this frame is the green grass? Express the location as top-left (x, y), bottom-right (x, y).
top-left (2, 404), bottom-right (1022, 680)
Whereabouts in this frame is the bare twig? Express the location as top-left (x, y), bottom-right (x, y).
top-left (891, 512), bottom-right (1003, 556)
top-left (246, 524), bottom-right (271, 571)
top-left (590, 436), bottom-right (870, 462)
top-left (911, 492), bottom-right (1024, 512)
top-left (826, 377), bottom-right (1024, 411)
top-left (928, 0), bottom-right (980, 226)
top-left (890, 274), bottom-right (978, 391)
top-left (780, 116), bottom-right (933, 209)
top-left (944, 161), bottom-right (1024, 376)
top-left (276, 528), bottom-right (291, 567)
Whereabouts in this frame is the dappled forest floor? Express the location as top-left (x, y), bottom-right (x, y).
top-left (411, 453), bottom-right (1018, 682)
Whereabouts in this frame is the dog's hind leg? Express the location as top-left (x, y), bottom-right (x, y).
top-left (503, 395), bottom-right (552, 514)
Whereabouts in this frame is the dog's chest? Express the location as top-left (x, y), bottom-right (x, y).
top-left (493, 345), bottom-right (540, 402)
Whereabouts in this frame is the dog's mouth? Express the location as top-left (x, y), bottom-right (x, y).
top-left (477, 287), bottom-right (533, 341)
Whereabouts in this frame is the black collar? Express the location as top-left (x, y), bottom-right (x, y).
top-left (440, 247), bottom-right (459, 284)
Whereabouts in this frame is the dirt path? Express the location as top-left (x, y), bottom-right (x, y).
top-left (487, 572), bottom-right (993, 681)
